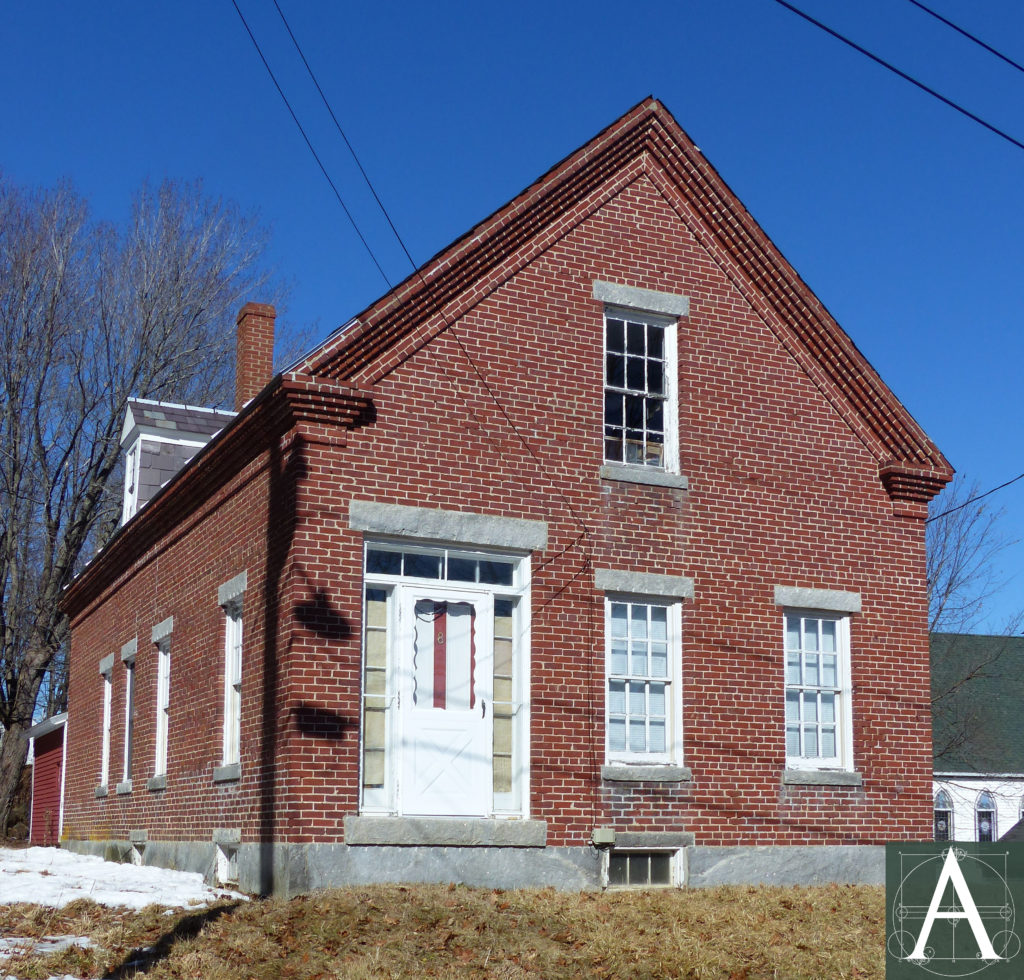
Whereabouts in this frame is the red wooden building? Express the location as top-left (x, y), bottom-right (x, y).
top-left (60, 99), bottom-right (951, 894)
top-left (28, 713), bottom-right (67, 846)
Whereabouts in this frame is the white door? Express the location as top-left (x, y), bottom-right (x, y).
top-left (399, 587), bottom-right (493, 816)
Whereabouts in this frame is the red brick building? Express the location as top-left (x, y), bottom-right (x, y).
top-left (61, 99), bottom-right (951, 893)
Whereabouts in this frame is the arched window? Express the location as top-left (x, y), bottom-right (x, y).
top-left (976, 791), bottom-right (996, 842)
top-left (934, 790), bottom-right (953, 841)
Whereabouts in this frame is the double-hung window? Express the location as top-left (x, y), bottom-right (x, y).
top-left (606, 598), bottom-right (681, 763)
top-left (603, 310), bottom-right (677, 470)
top-left (123, 659), bottom-right (135, 784)
top-left (100, 665), bottom-right (112, 787)
top-left (217, 572), bottom-right (247, 775)
top-left (153, 641), bottom-right (171, 776)
top-left (784, 612), bottom-right (853, 770)
top-left (223, 602), bottom-right (243, 767)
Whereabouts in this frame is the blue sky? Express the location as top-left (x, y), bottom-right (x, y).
top-left (3, 0), bottom-right (1023, 628)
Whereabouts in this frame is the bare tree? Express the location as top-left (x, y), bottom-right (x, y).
top-left (927, 476), bottom-right (1020, 634)
top-left (927, 476), bottom-right (1023, 763)
top-left (0, 175), bottom-right (278, 832)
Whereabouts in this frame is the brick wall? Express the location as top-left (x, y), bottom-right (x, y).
top-left (63, 130), bottom-right (936, 852)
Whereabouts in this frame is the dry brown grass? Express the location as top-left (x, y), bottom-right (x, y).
top-left (0, 882), bottom-right (884, 979)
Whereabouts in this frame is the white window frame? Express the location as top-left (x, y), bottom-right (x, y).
top-left (934, 790), bottom-right (954, 842)
top-left (603, 848), bottom-right (684, 889)
top-left (361, 540), bottom-right (531, 819)
top-left (122, 443), bottom-right (140, 523)
top-left (783, 610), bottom-right (854, 772)
top-left (222, 602), bottom-right (243, 767)
top-left (602, 306), bottom-right (679, 473)
top-left (100, 668), bottom-right (112, 787)
top-left (976, 790), bottom-right (996, 842)
top-left (604, 595), bottom-right (683, 766)
top-left (153, 640), bottom-right (171, 777)
top-left (122, 658), bottom-right (135, 784)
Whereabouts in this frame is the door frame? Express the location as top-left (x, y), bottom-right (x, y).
top-left (359, 541), bottom-right (532, 820)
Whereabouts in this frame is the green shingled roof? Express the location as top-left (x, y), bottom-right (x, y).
top-left (932, 633), bottom-right (1024, 773)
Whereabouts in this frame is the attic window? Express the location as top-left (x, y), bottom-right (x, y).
top-left (603, 309), bottom-right (677, 470)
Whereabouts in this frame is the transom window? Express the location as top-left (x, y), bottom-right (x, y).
top-left (603, 310), bottom-right (676, 469)
top-left (366, 545), bottom-right (514, 587)
top-left (605, 599), bottom-right (680, 763)
top-left (784, 611), bottom-right (852, 770)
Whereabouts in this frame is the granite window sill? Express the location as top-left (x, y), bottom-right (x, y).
top-left (600, 464), bottom-right (688, 490)
top-left (602, 764), bottom-right (692, 783)
top-left (94, 784), bottom-right (108, 799)
top-left (147, 774), bottom-right (167, 792)
top-left (115, 780), bottom-right (133, 796)
top-left (213, 763), bottom-right (241, 784)
top-left (783, 769), bottom-right (863, 787)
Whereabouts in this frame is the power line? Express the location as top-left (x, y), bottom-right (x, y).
top-left (927, 471), bottom-right (1024, 524)
top-left (228, 0), bottom-right (392, 287)
top-left (258, 1), bottom-right (595, 541)
top-left (770, 0), bottom-right (1024, 155)
top-left (906, 0), bottom-right (1024, 78)
top-left (269, 0), bottom-right (420, 274)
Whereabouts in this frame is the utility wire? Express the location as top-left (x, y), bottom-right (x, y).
top-left (771, 0), bottom-right (1024, 154)
top-left (269, 0), bottom-right (420, 273)
top-left (927, 471), bottom-right (1024, 524)
top-left (229, 0), bottom-right (393, 288)
top-left (260, 0), bottom-right (595, 540)
top-left (907, 0), bottom-right (1024, 77)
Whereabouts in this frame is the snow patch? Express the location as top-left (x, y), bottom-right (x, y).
top-left (0, 846), bottom-right (244, 909)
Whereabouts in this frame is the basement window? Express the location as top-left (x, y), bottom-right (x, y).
top-left (216, 845), bottom-right (239, 887)
top-left (605, 849), bottom-right (680, 888)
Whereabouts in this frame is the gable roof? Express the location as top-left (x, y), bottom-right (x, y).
top-left (300, 97), bottom-right (952, 499)
top-left (932, 633), bottom-right (1024, 773)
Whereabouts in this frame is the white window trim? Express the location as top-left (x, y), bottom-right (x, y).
top-left (122, 658), bottom-right (135, 784)
top-left (934, 791), bottom-right (954, 841)
top-left (153, 640), bottom-right (171, 777)
top-left (604, 594), bottom-right (683, 768)
top-left (122, 443), bottom-right (140, 524)
top-left (100, 668), bottom-right (112, 787)
top-left (361, 540), bottom-right (532, 820)
top-left (976, 790), bottom-right (997, 841)
top-left (602, 847), bottom-right (685, 889)
top-left (782, 610), bottom-right (854, 772)
top-left (222, 601), bottom-right (243, 767)
top-left (602, 304), bottom-right (680, 476)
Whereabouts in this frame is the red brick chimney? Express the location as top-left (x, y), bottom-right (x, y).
top-left (235, 302), bottom-right (276, 411)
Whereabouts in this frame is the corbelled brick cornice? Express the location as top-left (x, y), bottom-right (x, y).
top-left (304, 97), bottom-right (951, 501)
top-left (61, 377), bottom-right (375, 619)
